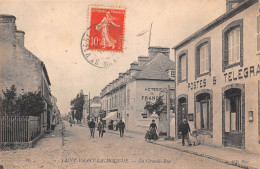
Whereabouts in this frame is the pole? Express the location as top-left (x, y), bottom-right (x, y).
top-left (167, 85), bottom-right (170, 139)
top-left (148, 22), bottom-right (153, 48)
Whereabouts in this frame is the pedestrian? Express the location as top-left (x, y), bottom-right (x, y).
top-left (97, 120), bottom-right (104, 137)
top-left (69, 117), bottom-right (73, 127)
top-left (88, 119), bottom-right (96, 138)
top-left (149, 119), bottom-right (158, 141)
top-left (178, 119), bottom-right (192, 146)
top-left (118, 120), bottom-right (125, 137)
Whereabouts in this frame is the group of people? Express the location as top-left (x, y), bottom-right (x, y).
top-left (88, 119), bottom-right (125, 138)
top-left (70, 116), bottom-right (193, 146)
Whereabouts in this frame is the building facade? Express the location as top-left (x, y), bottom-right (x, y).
top-left (0, 15), bottom-right (52, 131)
top-left (101, 47), bottom-right (175, 134)
top-left (173, 0), bottom-right (260, 153)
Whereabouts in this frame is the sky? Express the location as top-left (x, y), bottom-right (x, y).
top-left (0, 0), bottom-right (226, 115)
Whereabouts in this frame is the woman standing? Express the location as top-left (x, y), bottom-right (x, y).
top-left (97, 120), bottom-right (104, 138)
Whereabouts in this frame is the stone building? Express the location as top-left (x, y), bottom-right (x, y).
top-left (101, 47), bottom-right (175, 134)
top-left (0, 15), bottom-right (52, 131)
top-left (173, 0), bottom-right (260, 153)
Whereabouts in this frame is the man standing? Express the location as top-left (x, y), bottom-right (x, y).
top-left (88, 119), bottom-right (96, 138)
top-left (118, 120), bottom-right (125, 137)
top-left (179, 119), bottom-right (192, 146)
top-left (97, 120), bottom-right (104, 138)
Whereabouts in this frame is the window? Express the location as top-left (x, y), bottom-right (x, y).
top-left (199, 44), bottom-right (209, 74)
top-left (194, 90), bottom-right (213, 133)
top-left (171, 70), bottom-right (175, 78)
top-left (127, 89), bottom-right (130, 105)
top-left (228, 27), bottom-right (240, 65)
top-left (195, 37), bottom-right (211, 79)
top-left (222, 19), bottom-right (243, 72)
top-left (181, 55), bottom-right (186, 80)
top-left (257, 15), bottom-right (260, 52)
top-left (195, 94), bottom-right (210, 130)
top-left (178, 50), bottom-right (188, 83)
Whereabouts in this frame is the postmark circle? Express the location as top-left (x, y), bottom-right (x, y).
top-left (81, 24), bottom-right (125, 68)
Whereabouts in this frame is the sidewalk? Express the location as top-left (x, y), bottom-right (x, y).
top-left (106, 129), bottom-right (260, 169)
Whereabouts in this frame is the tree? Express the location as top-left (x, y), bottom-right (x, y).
top-left (144, 96), bottom-right (166, 116)
top-left (71, 92), bottom-right (85, 123)
top-left (16, 92), bottom-right (46, 116)
top-left (2, 85), bottom-right (17, 115)
top-left (1, 85), bottom-right (46, 116)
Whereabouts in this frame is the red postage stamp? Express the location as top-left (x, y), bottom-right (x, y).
top-left (88, 7), bottom-right (125, 52)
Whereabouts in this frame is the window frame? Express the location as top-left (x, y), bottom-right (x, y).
top-left (177, 50), bottom-right (188, 84)
top-left (194, 89), bottom-right (213, 135)
top-left (257, 15), bottom-right (260, 54)
top-left (222, 19), bottom-right (243, 72)
top-left (195, 37), bottom-right (211, 79)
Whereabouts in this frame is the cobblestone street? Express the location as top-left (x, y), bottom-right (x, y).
top-left (0, 122), bottom-right (241, 169)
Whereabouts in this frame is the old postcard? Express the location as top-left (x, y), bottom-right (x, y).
top-left (0, 0), bottom-right (260, 169)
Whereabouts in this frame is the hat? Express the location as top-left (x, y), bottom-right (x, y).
top-left (152, 119), bottom-right (155, 122)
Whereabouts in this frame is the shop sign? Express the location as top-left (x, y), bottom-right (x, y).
top-left (188, 79), bottom-right (207, 91)
top-left (223, 64), bottom-right (260, 82)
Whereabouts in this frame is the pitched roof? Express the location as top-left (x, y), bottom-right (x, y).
top-left (133, 53), bottom-right (175, 80)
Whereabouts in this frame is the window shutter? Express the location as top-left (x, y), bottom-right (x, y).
top-left (195, 102), bottom-right (201, 129)
top-left (225, 98), bottom-right (231, 132)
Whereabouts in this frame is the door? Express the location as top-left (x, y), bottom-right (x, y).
top-left (224, 89), bottom-right (242, 148)
top-left (178, 99), bottom-right (187, 138)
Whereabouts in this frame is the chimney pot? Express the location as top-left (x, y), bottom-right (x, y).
top-left (15, 30), bottom-right (25, 47)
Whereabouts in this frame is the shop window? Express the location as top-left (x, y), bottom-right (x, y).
top-left (178, 50), bottom-right (188, 83)
top-left (195, 93), bottom-right (211, 130)
top-left (195, 37), bottom-right (211, 79)
top-left (222, 19), bottom-right (243, 72)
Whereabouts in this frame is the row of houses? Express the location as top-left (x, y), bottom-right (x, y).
top-left (0, 14), bottom-right (60, 133)
top-left (100, 0), bottom-right (260, 153)
top-left (100, 46), bottom-right (175, 134)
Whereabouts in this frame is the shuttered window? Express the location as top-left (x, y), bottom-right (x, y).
top-left (180, 55), bottom-right (186, 81)
top-left (222, 19), bottom-right (243, 72)
top-left (257, 15), bottom-right (260, 51)
top-left (228, 27), bottom-right (240, 65)
top-left (199, 43), bottom-right (209, 74)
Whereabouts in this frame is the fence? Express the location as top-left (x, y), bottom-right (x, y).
top-left (0, 116), bottom-right (42, 143)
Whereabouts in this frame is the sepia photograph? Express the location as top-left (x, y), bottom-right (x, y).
top-left (0, 0), bottom-right (259, 169)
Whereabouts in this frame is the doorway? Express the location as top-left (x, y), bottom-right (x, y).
top-left (223, 86), bottom-right (245, 149)
top-left (177, 96), bottom-right (188, 138)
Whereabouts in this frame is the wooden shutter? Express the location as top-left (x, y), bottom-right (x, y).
top-left (225, 98), bottom-right (231, 132)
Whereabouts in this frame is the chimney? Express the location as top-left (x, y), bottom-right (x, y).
top-left (138, 56), bottom-right (150, 66)
top-left (148, 46), bottom-right (170, 60)
top-left (15, 30), bottom-right (25, 47)
top-left (226, 0), bottom-right (245, 11)
top-left (0, 15), bottom-right (16, 44)
top-left (130, 61), bottom-right (139, 70)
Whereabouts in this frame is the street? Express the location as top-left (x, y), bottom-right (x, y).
top-left (0, 121), bottom-right (240, 169)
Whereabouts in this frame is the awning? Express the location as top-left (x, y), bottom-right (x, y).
top-left (103, 111), bottom-right (117, 120)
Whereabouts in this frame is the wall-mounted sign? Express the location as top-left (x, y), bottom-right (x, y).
top-left (188, 79), bottom-right (206, 91)
top-left (188, 114), bottom-right (194, 121)
top-left (223, 64), bottom-right (260, 82)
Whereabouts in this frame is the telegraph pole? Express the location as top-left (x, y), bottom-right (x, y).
top-left (167, 85), bottom-right (171, 139)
